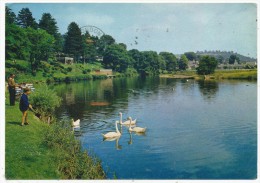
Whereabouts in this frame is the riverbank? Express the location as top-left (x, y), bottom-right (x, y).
top-left (5, 94), bottom-right (106, 179)
top-left (6, 59), bottom-right (138, 84)
top-left (5, 101), bottom-right (59, 179)
top-left (160, 69), bottom-right (257, 80)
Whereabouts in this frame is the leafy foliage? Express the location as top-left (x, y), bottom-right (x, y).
top-left (64, 22), bottom-right (83, 61)
top-left (30, 85), bottom-right (62, 119)
top-left (184, 52), bottom-right (197, 61)
top-left (39, 13), bottom-right (63, 52)
top-left (39, 13), bottom-right (59, 36)
top-left (82, 31), bottom-right (98, 63)
top-left (178, 54), bottom-right (189, 70)
top-left (97, 35), bottom-right (116, 55)
top-left (5, 24), bottom-right (31, 60)
top-left (229, 54), bottom-right (240, 64)
top-left (26, 28), bottom-right (55, 72)
top-left (103, 44), bottom-right (130, 72)
top-left (16, 8), bottom-right (38, 29)
top-left (5, 6), bottom-right (16, 24)
top-left (196, 55), bottom-right (218, 75)
top-left (44, 121), bottom-right (106, 179)
top-left (159, 52), bottom-right (177, 71)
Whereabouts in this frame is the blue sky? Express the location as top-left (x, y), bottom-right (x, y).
top-left (6, 3), bottom-right (257, 58)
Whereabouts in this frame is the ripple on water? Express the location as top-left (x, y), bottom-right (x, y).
top-left (54, 79), bottom-right (257, 179)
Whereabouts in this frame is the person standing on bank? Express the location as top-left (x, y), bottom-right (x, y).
top-left (7, 74), bottom-right (18, 106)
top-left (19, 88), bottom-right (32, 126)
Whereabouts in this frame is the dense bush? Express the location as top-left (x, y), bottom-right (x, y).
top-left (92, 75), bottom-right (107, 80)
top-left (43, 121), bottom-right (106, 179)
top-left (67, 67), bottom-right (72, 72)
top-left (30, 84), bottom-right (62, 121)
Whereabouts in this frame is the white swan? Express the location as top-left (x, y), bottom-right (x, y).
top-left (102, 121), bottom-right (121, 139)
top-left (128, 117), bottom-right (146, 133)
top-left (119, 112), bottom-right (137, 125)
top-left (71, 119), bottom-right (80, 127)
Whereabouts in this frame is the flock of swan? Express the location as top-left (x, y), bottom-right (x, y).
top-left (71, 112), bottom-right (147, 140)
top-left (102, 112), bottom-right (146, 139)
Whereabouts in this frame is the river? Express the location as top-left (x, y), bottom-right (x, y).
top-left (51, 77), bottom-right (257, 179)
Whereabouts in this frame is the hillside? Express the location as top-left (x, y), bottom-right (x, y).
top-left (196, 51), bottom-right (256, 62)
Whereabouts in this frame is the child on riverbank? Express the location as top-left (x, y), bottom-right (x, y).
top-left (19, 88), bottom-right (32, 126)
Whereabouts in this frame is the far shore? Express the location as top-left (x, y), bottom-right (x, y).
top-left (160, 69), bottom-right (257, 80)
top-left (160, 74), bottom-right (195, 79)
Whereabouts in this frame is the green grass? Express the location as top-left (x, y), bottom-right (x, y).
top-left (5, 98), bottom-right (59, 179)
top-left (5, 91), bottom-right (106, 179)
top-left (212, 69), bottom-right (257, 80)
top-left (6, 59), bottom-right (105, 83)
top-left (160, 69), bottom-right (257, 80)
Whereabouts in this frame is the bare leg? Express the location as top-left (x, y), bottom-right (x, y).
top-left (25, 112), bottom-right (29, 124)
top-left (21, 111), bottom-right (27, 125)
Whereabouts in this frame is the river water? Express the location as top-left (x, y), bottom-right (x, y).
top-left (52, 77), bottom-right (257, 179)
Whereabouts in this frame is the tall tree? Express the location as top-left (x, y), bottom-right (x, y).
top-left (39, 13), bottom-right (63, 52)
top-left (16, 8), bottom-right (38, 29)
top-left (216, 55), bottom-right (224, 64)
top-left (184, 52), bottom-right (197, 61)
top-left (26, 28), bottom-right (55, 72)
top-left (97, 34), bottom-right (115, 56)
top-left (39, 13), bottom-right (58, 36)
top-left (142, 51), bottom-right (160, 74)
top-left (103, 44), bottom-right (130, 72)
top-left (159, 52), bottom-right (177, 71)
top-left (196, 55), bottom-right (218, 75)
top-left (6, 24), bottom-right (31, 60)
top-left (229, 54), bottom-right (240, 64)
top-left (178, 54), bottom-right (189, 70)
top-left (5, 6), bottom-right (16, 25)
top-left (82, 31), bottom-right (98, 63)
top-left (128, 49), bottom-right (143, 71)
top-left (118, 43), bottom-right (127, 50)
top-left (64, 22), bottom-right (83, 61)
top-left (158, 55), bottom-right (166, 71)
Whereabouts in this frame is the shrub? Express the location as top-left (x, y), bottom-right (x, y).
top-left (67, 67), bottom-right (72, 72)
top-left (93, 75), bottom-right (107, 80)
top-left (61, 70), bottom-right (68, 75)
top-left (32, 71), bottom-right (37, 76)
top-left (5, 68), bottom-right (18, 80)
top-left (30, 85), bottom-right (62, 121)
top-left (46, 78), bottom-right (54, 83)
top-left (43, 121), bottom-right (106, 179)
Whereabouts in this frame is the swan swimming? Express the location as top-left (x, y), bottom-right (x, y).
top-left (119, 112), bottom-right (137, 125)
top-left (128, 117), bottom-right (146, 133)
top-left (71, 119), bottom-right (80, 127)
top-left (102, 121), bottom-right (121, 139)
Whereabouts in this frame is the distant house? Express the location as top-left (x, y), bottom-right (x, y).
top-left (95, 56), bottom-right (103, 62)
top-left (188, 61), bottom-right (199, 69)
top-left (56, 56), bottom-right (74, 65)
top-left (64, 57), bottom-right (74, 65)
top-left (95, 69), bottom-right (113, 75)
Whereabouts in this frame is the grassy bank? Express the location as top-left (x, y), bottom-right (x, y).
top-left (5, 100), bottom-right (59, 179)
top-left (211, 69), bottom-right (257, 80)
top-left (160, 69), bottom-right (257, 80)
top-left (6, 59), bottom-right (138, 84)
top-left (5, 94), bottom-right (106, 179)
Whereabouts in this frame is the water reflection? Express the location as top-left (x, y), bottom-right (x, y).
top-left (103, 136), bottom-right (122, 150)
top-left (197, 80), bottom-right (219, 101)
top-left (53, 77), bottom-right (256, 179)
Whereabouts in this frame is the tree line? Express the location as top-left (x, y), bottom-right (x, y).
top-left (6, 6), bottom-right (227, 76)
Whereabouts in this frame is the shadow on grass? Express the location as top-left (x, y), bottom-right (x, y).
top-left (7, 121), bottom-right (20, 126)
